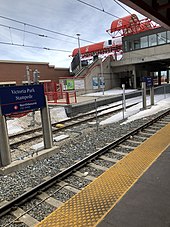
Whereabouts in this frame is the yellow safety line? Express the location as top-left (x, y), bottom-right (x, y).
top-left (36, 123), bottom-right (170, 227)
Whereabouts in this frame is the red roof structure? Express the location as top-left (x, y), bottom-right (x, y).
top-left (72, 40), bottom-right (122, 57)
top-left (107, 14), bottom-right (158, 37)
top-left (72, 14), bottom-right (158, 58)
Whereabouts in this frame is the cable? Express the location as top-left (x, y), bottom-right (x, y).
top-left (112, 0), bottom-right (132, 15)
top-left (0, 23), bottom-right (77, 45)
top-left (0, 15), bottom-right (94, 44)
top-left (0, 41), bottom-right (72, 53)
top-left (76, 0), bottom-right (135, 25)
top-left (76, 0), bottom-right (120, 18)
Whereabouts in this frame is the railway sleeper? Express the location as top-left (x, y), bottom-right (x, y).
top-left (118, 144), bottom-right (136, 150)
top-left (12, 207), bottom-right (39, 226)
top-left (139, 131), bottom-right (153, 136)
top-left (148, 125), bottom-right (162, 130)
top-left (126, 139), bottom-right (141, 145)
top-left (158, 120), bottom-right (170, 124)
top-left (143, 128), bottom-right (157, 133)
top-left (100, 155), bottom-right (118, 163)
top-left (36, 192), bottom-right (63, 208)
top-left (87, 163), bottom-right (108, 171)
top-left (57, 181), bottom-right (80, 194)
top-left (109, 150), bottom-right (128, 156)
top-left (73, 171), bottom-right (96, 181)
top-left (133, 135), bottom-right (148, 140)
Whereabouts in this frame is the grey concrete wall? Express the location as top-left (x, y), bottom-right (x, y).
top-left (83, 57), bottom-right (112, 94)
top-left (111, 73), bottom-right (121, 87)
top-left (111, 44), bottom-right (170, 67)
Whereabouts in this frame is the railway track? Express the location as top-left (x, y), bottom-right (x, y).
top-left (9, 102), bottom-right (138, 148)
top-left (1, 109), bottom-right (170, 226)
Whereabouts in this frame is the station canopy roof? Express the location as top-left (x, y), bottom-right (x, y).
top-left (118, 0), bottom-right (170, 30)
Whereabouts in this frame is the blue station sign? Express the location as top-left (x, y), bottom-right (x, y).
top-left (143, 77), bottom-right (153, 87)
top-left (0, 84), bottom-right (46, 115)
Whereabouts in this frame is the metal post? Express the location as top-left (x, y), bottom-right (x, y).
top-left (33, 69), bottom-right (40, 84)
top-left (76, 33), bottom-right (81, 70)
top-left (122, 84), bottom-right (126, 111)
top-left (167, 69), bottom-right (169, 83)
top-left (26, 66), bottom-right (31, 84)
top-left (26, 66), bottom-right (35, 126)
top-left (164, 85), bottom-right (166, 99)
top-left (122, 97), bottom-right (125, 120)
top-left (40, 96), bottom-right (53, 149)
top-left (30, 69), bottom-right (40, 127)
top-left (100, 59), bottom-right (104, 95)
top-left (95, 99), bottom-right (99, 137)
top-left (150, 86), bottom-right (154, 105)
top-left (0, 107), bottom-right (11, 167)
top-left (66, 92), bottom-right (70, 104)
top-left (132, 69), bottom-right (137, 89)
top-left (142, 82), bottom-right (147, 109)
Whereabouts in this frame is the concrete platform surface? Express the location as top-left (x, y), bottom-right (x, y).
top-left (97, 146), bottom-right (170, 227)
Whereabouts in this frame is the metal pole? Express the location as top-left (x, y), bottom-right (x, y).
top-left (132, 69), bottom-right (137, 89)
top-left (26, 66), bottom-right (35, 126)
top-left (95, 99), bottom-right (99, 137)
top-left (40, 96), bottom-right (53, 149)
top-left (122, 97), bottom-right (125, 120)
top-left (76, 33), bottom-right (81, 70)
top-left (31, 69), bottom-right (40, 126)
top-left (33, 69), bottom-right (40, 84)
top-left (26, 66), bottom-right (31, 84)
top-left (122, 84), bottom-right (126, 112)
top-left (142, 82), bottom-right (147, 109)
top-left (164, 85), bottom-right (166, 99)
top-left (122, 84), bottom-right (126, 120)
top-left (100, 59), bottom-right (104, 95)
top-left (150, 86), bottom-right (154, 105)
top-left (0, 107), bottom-right (11, 167)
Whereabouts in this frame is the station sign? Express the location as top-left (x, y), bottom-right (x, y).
top-left (143, 77), bottom-right (153, 87)
top-left (0, 84), bottom-right (46, 115)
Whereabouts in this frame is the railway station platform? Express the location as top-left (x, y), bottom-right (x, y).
top-left (64, 90), bottom-right (141, 117)
top-left (36, 122), bottom-right (170, 226)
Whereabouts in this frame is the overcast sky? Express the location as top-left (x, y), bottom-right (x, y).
top-left (0, 0), bottom-right (144, 68)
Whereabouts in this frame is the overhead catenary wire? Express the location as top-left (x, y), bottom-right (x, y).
top-left (0, 15), bottom-right (94, 44)
top-left (0, 1), bottom-right (134, 50)
top-left (0, 2), bottom-right (146, 55)
top-left (76, 0), bottom-right (120, 19)
top-left (0, 41), bottom-right (72, 53)
top-left (76, 0), bottom-right (135, 25)
top-left (0, 23), bottom-right (77, 45)
top-left (112, 0), bottom-right (132, 15)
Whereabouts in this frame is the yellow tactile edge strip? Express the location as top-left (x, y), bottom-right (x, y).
top-left (36, 123), bottom-right (170, 227)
